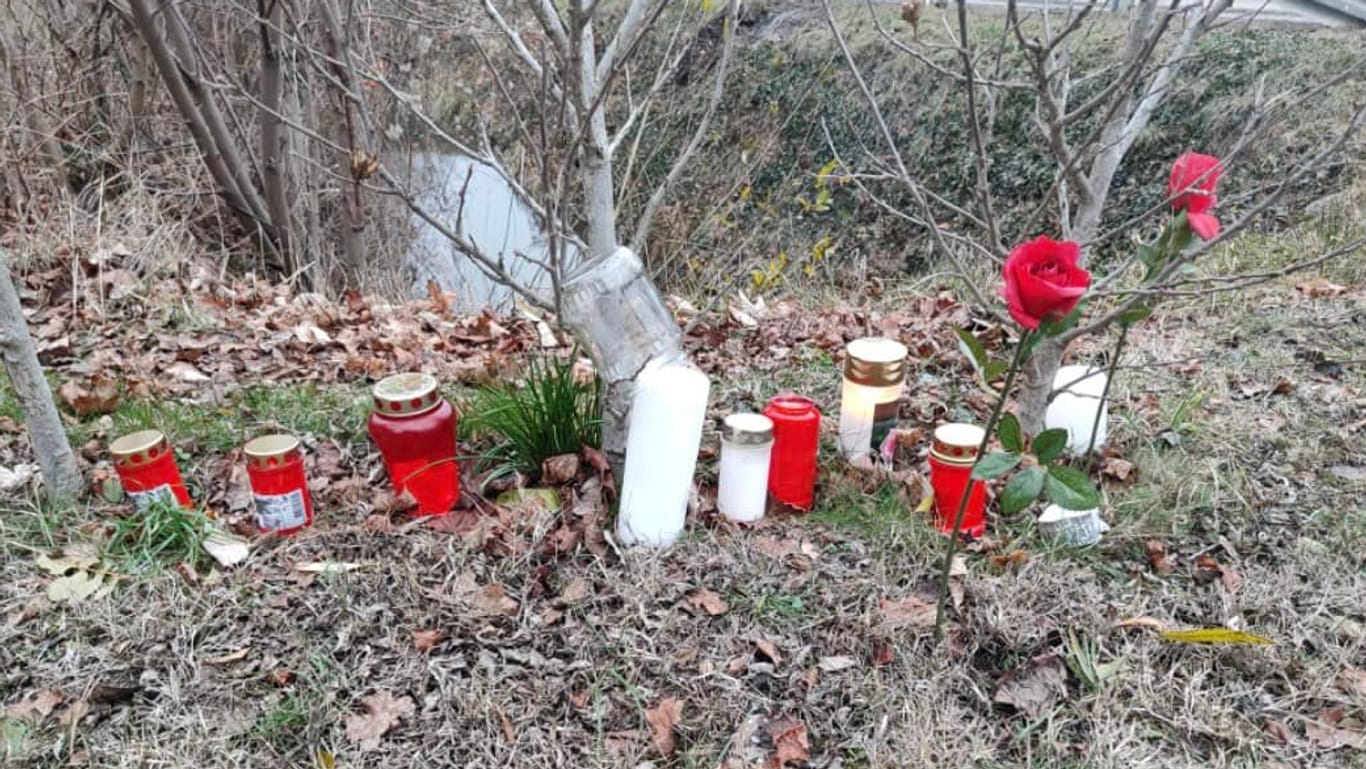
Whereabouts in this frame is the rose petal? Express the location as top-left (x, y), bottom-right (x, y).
top-left (1187, 212), bottom-right (1221, 240)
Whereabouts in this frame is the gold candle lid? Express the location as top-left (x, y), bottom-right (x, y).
top-left (844, 337), bottom-right (909, 387)
top-left (373, 373), bottom-right (442, 416)
top-left (109, 430), bottom-right (170, 468)
top-left (721, 413), bottom-right (774, 445)
top-left (244, 434), bottom-right (301, 470)
top-left (931, 422), bottom-right (985, 465)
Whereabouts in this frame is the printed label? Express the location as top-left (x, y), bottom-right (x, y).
top-left (256, 489), bottom-right (307, 531)
top-left (870, 400), bottom-right (899, 454)
top-left (128, 484), bottom-right (175, 511)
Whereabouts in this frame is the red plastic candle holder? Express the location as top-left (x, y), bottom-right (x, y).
top-left (245, 434), bottom-right (313, 535)
top-left (109, 430), bottom-right (192, 510)
top-left (928, 423), bottom-right (987, 538)
top-left (764, 394), bottom-right (821, 511)
top-left (368, 373), bottom-right (460, 516)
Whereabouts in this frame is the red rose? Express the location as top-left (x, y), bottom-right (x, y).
top-left (1001, 236), bottom-right (1091, 330)
top-left (1167, 152), bottom-right (1222, 240)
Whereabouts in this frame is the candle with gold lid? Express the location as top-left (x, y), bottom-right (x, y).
top-left (837, 337), bottom-right (908, 458)
top-left (109, 429), bottom-right (192, 510)
top-left (244, 434), bottom-right (313, 535)
top-left (928, 422), bottom-right (988, 538)
top-left (368, 372), bottom-right (460, 517)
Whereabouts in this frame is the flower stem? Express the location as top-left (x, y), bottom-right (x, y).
top-left (1084, 323), bottom-right (1128, 461)
top-left (933, 330), bottom-right (1033, 639)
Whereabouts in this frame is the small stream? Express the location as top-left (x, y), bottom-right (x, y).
top-left (403, 152), bottom-right (563, 312)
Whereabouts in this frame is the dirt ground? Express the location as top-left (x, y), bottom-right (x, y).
top-left (1, 245), bottom-right (1363, 769)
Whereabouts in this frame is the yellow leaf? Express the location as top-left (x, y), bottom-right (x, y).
top-left (314, 749), bottom-right (336, 769)
top-left (1159, 628), bottom-right (1273, 646)
top-left (914, 492), bottom-right (935, 515)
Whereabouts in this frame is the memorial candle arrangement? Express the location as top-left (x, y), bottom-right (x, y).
top-left (764, 394), bottom-right (820, 510)
top-left (928, 422), bottom-right (988, 538)
top-left (717, 413), bottom-right (774, 523)
top-left (368, 373), bottom-right (460, 516)
top-left (244, 434), bottom-right (313, 534)
top-left (108, 430), bottom-right (192, 511)
top-left (838, 337), bottom-right (908, 458)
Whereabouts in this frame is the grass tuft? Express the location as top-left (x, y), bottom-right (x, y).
top-left (466, 358), bottom-right (600, 477)
top-left (102, 498), bottom-right (210, 576)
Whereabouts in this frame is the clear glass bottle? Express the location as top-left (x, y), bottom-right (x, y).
top-left (717, 413), bottom-right (774, 523)
top-left (837, 337), bottom-right (908, 458)
top-left (368, 373), bottom-right (460, 516)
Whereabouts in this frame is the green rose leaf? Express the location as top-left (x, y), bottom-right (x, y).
top-left (971, 451), bottom-right (1022, 480)
top-left (998, 413), bottom-right (1024, 453)
top-left (983, 360), bottom-right (1009, 382)
top-left (1001, 466), bottom-right (1045, 513)
top-left (1032, 428), bottom-right (1070, 463)
top-left (955, 328), bottom-right (988, 374)
top-left (1118, 304), bottom-right (1152, 327)
top-left (1039, 301), bottom-right (1086, 338)
top-left (1044, 465), bottom-right (1101, 510)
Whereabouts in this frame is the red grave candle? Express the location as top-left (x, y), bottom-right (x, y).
top-left (368, 373), bottom-right (460, 516)
top-left (245, 434), bottom-right (313, 535)
top-left (928, 422), bottom-right (988, 538)
top-left (764, 394), bottom-right (821, 511)
top-left (108, 430), bottom-right (192, 510)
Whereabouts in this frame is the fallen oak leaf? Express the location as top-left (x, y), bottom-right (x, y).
top-left (1305, 710), bottom-right (1366, 750)
top-left (541, 453), bottom-right (580, 485)
top-left (684, 588), bottom-right (729, 616)
top-left (345, 691), bottom-right (415, 751)
top-left (4, 689), bottom-right (63, 720)
top-left (411, 629), bottom-right (446, 653)
top-left (878, 593), bottom-right (936, 632)
top-left (645, 696), bottom-right (683, 757)
top-left (767, 715), bottom-right (810, 769)
top-left (993, 654), bottom-right (1067, 720)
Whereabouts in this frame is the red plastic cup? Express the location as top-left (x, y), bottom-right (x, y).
top-left (764, 394), bottom-right (821, 510)
top-left (929, 423), bottom-right (987, 538)
top-left (108, 430), bottom-right (192, 510)
top-left (245, 434), bottom-right (314, 535)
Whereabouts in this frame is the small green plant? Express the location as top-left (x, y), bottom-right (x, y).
top-left (1063, 629), bottom-right (1123, 692)
top-left (102, 498), bottom-right (210, 576)
top-left (466, 358), bottom-right (600, 477)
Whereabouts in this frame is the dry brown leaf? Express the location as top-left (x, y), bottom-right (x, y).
top-left (411, 628), bottom-right (446, 653)
top-left (165, 361), bottom-right (211, 383)
top-left (4, 689), bottom-right (63, 720)
top-left (58, 376), bottom-right (120, 416)
top-left (205, 647), bottom-right (250, 666)
top-left (1100, 457), bottom-right (1137, 483)
top-left (541, 453), bottom-right (580, 485)
top-left (371, 489), bottom-right (419, 516)
top-left (267, 669), bottom-right (294, 687)
top-left (1193, 554), bottom-right (1242, 593)
top-left (685, 588), bottom-right (729, 616)
top-left (994, 654), bottom-right (1067, 720)
top-left (1114, 616), bottom-right (1168, 632)
top-left (1145, 540), bottom-right (1172, 575)
top-left (1272, 378), bottom-right (1296, 396)
top-left (1336, 667), bottom-right (1366, 697)
top-left (57, 700), bottom-right (90, 728)
top-left (474, 583), bottom-right (519, 616)
top-left (754, 639), bottom-right (783, 665)
top-left (559, 577), bottom-right (592, 604)
top-left (871, 640), bottom-right (895, 666)
top-left (767, 715), bottom-right (810, 769)
top-left (990, 550), bottom-right (1030, 568)
top-left (1305, 711), bottom-right (1365, 750)
top-left (645, 696), bottom-right (683, 757)
top-left (344, 691), bottom-right (415, 751)
top-left (878, 594), bottom-right (936, 632)
top-left (1296, 277), bottom-right (1348, 298)
top-left (1263, 719), bottom-right (1293, 744)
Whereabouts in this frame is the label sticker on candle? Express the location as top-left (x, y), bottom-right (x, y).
top-left (255, 490), bottom-right (307, 531)
top-left (128, 484), bottom-right (175, 511)
top-left (870, 400), bottom-right (899, 453)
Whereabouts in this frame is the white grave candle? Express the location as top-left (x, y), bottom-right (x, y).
top-left (1045, 365), bottom-right (1109, 455)
top-left (717, 413), bottom-right (774, 523)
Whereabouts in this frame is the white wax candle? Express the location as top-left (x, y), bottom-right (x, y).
top-left (1045, 365), bottom-right (1109, 455)
top-left (616, 357), bottom-right (710, 547)
top-left (717, 414), bottom-right (774, 523)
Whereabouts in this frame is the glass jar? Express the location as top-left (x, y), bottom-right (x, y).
top-left (108, 430), bottom-right (192, 511)
top-left (717, 413), bottom-right (774, 523)
top-left (763, 394), bottom-right (821, 511)
top-left (837, 337), bottom-right (908, 458)
top-left (368, 373), bottom-right (460, 516)
top-left (245, 434), bottom-right (313, 535)
top-left (928, 423), bottom-right (987, 538)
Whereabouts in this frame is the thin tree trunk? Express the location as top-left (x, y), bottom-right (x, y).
top-left (0, 251), bottom-right (81, 503)
top-left (1016, 336), bottom-right (1063, 436)
top-left (257, 0), bottom-right (292, 269)
top-left (0, 24), bottom-right (64, 184)
top-left (127, 35), bottom-right (152, 153)
top-left (560, 248), bottom-right (684, 478)
top-left (574, 6), bottom-right (618, 260)
top-left (317, 0), bottom-right (367, 284)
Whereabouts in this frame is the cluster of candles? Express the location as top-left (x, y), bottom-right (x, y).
top-left (107, 343), bottom-right (1108, 546)
top-left (107, 373), bottom-right (462, 533)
